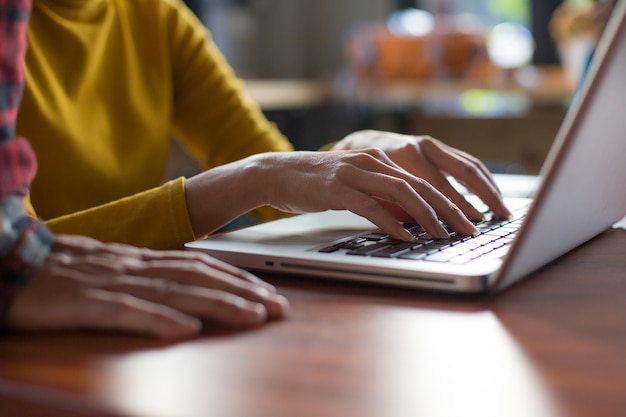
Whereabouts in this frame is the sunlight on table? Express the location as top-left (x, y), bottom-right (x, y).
top-left (100, 308), bottom-right (560, 417)
top-left (370, 309), bottom-right (560, 417)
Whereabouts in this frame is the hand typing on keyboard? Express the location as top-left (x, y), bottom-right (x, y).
top-left (332, 130), bottom-right (512, 222)
top-left (186, 131), bottom-right (512, 246)
top-left (319, 202), bottom-right (528, 265)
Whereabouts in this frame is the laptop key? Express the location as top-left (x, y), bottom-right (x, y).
top-left (398, 250), bottom-right (429, 261)
top-left (320, 205), bottom-right (525, 264)
top-left (371, 241), bottom-right (422, 258)
top-left (424, 251), bottom-right (462, 263)
top-left (480, 245), bottom-right (512, 260)
top-left (319, 238), bottom-right (367, 253)
top-left (359, 232), bottom-right (388, 241)
top-left (347, 241), bottom-right (393, 256)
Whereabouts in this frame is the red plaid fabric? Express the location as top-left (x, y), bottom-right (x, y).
top-left (0, 0), bottom-right (54, 320)
top-left (1, 0), bottom-right (36, 200)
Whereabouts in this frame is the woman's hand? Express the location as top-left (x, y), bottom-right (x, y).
top-left (5, 235), bottom-right (289, 339)
top-left (332, 130), bottom-right (511, 222)
top-left (185, 131), bottom-right (510, 241)
top-left (185, 148), bottom-right (482, 242)
top-left (257, 149), bottom-right (482, 240)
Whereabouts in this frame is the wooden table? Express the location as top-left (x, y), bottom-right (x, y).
top-left (1, 228), bottom-right (625, 417)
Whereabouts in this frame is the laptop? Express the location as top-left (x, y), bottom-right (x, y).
top-left (186, 1), bottom-right (626, 293)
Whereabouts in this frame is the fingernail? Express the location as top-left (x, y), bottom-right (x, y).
top-left (255, 286), bottom-right (272, 298)
top-left (399, 227), bottom-right (417, 242)
top-left (462, 217), bottom-right (480, 235)
top-left (499, 198), bottom-right (513, 219)
top-left (252, 302), bottom-right (268, 319)
top-left (435, 228), bottom-right (450, 240)
top-left (438, 221), bottom-right (451, 238)
top-left (497, 208), bottom-right (513, 220)
top-left (269, 294), bottom-right (290, 319)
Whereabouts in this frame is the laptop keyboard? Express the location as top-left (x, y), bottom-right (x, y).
top-left (317, 200), bottom-right (529, 265)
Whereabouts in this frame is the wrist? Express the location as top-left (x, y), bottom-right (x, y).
top-left (184, 154), bottom-right (272, 236)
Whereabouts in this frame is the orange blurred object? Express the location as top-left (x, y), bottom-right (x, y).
top-left (345, 19), bottom-right (498, 81)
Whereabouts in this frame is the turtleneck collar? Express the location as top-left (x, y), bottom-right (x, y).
top-left (34, 0), bottom-right (107, 21)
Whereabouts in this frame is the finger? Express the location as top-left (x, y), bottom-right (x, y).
top-left (52, 235), bottom-right (154, 262)
top-left (80, 289), bottom-right (204, 339)
top-left (53, 236), bottom-right (272, 288)
top-left (344, 156), bottom-right (477, 237)
top-left (403, 155), bottom-right (486, 222)
top-left (445, 146), bottom-right (500, 191)
top-left (420, 139), bottom-right (511, 219)
top-left (340, 188), bottom-right (422, 241)
top-left (418, 135), bottom-right (501, 193)
top-left (406, 160), bottom-right (487, 223)
top-left (113, 259), bottom-right (288, 319)
top-left (8, 278), bottom-right (202, 339)
top-left (95, 276), bottom-right (272, 327)
top-left (45, 249), bottom-right (289, 319)
top-left (137, 250), bottom-right (278, 292)
top-left (448, 149), bottom-right (503, 201)
top-left (341, 170), bottom-right (461, 239)
top-left (339, 158), bottom-right (444, 236)
top-left (397, 176), bottom-right (479, 236)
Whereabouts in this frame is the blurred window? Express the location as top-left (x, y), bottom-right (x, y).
top-left (405, 0), bottom-right (531, 26)
top-left (402, 0), bottom-right (576, 64)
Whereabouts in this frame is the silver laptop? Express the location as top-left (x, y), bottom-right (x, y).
top-left (186, 1), bottom-right (626, 293)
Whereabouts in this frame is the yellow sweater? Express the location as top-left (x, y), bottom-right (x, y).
top-left (18, 0), bottom-right (293, 249)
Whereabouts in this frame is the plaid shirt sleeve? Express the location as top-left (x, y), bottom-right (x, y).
top-left (0, 0), bottom-right (55, 319)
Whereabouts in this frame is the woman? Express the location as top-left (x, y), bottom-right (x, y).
top-left (18, 0), bottom-right (510, 251)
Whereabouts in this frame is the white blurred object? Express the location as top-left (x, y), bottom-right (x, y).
top-left (387, 8), bottom-right (435, 37)
top-left (487, 22), bottom-right (535, 69)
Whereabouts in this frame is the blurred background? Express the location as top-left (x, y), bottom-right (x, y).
top-left (170, 0), bottom-right (600, 176)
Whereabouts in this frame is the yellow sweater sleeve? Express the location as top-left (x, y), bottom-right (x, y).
top-left (165, 0), bottom-right (294, 167)
top-left (46, 178), bottom-right (195, 250)
top-left (163, 0), bottom-right (294, 222)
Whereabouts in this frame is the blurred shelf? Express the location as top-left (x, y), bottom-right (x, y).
top-left (243, 78), bottom-right (332, 111)
top-left (335, 65), bottom-right (575, 110)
